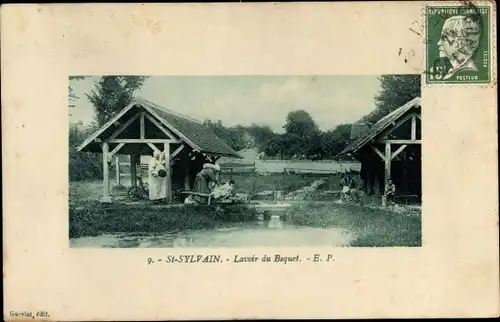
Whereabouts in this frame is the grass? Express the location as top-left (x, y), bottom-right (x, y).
top-left (285, 202), bottom-right (421, 247)
top-left (221, 172), bottom-right (343, 195)
top-left (69, 200), bottom-right (258, 239)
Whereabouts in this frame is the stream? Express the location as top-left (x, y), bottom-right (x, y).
top-left (70, 215), bottom-right (353, 248)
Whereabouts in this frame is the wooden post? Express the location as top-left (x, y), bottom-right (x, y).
top-left (184, 164), bottom-right (190, 190)
top-left (115, 155), bottom-right (121, 185)
top-left (140, 112), bottom-right (145, 139)
top-left (164, 142), bottom-right (172, 203)
top-left (130, 154), bottom-right (138, 187)
top-left (101, 142), bottom-right (111, 202)
top-left (385, 142), bottom-right (391, 186)
top-left (411, 115), bottom-right (417, 140)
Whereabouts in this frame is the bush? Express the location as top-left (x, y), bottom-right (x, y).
top-left (69, 124), bottom-right (103, 181)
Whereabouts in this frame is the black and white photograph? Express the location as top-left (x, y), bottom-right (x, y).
top-left (69, 75), bottom-right (422, 248)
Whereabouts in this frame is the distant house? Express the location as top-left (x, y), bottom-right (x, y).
top-left (77, 98), bottom-right (241, 202)
top-left (336, 97), bottom-right (421, 198)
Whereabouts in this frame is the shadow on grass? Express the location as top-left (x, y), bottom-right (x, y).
top-left (285, 202), bottom-right (421, 247)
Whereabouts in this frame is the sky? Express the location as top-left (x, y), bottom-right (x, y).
top-left (69, 75), bottom-right (381, 133)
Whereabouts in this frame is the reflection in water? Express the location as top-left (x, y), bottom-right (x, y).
top-left (70, 214), bottom-right (353, 248)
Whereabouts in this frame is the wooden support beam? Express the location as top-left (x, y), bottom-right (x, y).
top-left (147, 143), bottom-right (161, 153)
top-left (411, 115), bottom-right (417, 140)
top-left (101, 142), bottom-right (111, 202)
top-left (108, 139), bottom-right (181, 144)
top-left (184, 164), bottom-right (190, 190)
top-left (385, 142), bottom-right (391, 186)
top-left (371, 145), bottom-right (385, 160)
top-left (378, 139), bottom-right (421, 144)
top-left (378, 112), bottom-right (417, 141)
top-left (115, 155), bottom-right (121, 185)
top-left (164, 142), bottom-right (172, 203)
top-left (140, 112), bottom-right (145, 139)
top-left (145, 114), bottom-right (178, 140)
top-left (109, 143), bottom-right (125, 159)
top-left (130, 154), bottom-right (138, 187)
top-left (108, 113), bottom-right (140, 140)
top-left (171, 144), bottom-right (185, 159)
top-left (391, 144), bottom-right (407, 160)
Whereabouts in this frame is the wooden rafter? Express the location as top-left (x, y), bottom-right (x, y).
top-left (411, 115), bottom-right (417, 140)
top-left (378, 112), bottom-right (418, 142)
top-left (109, 143), bottom-right (125, 159)
top-left (378, 139), bottom-right (421, 144)
top-left (140, 112), bottom-right (146, 139)
top-left (108, 139), bottom-right (180, 144)
top-left (147, 143), bottom-right (160, 153)
top-left (107, 113), bottom-right (141, 141)
top-left (391, 144), bottom-right (407, 160)
top-left (371, 145), bottom-right (385, 160)
top-left (145, 114), bottom-right (178, 140)
top-left (171, 144), bottom-right (185, 159)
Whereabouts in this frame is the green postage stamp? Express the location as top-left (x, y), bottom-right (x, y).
top-left (426, 3), bottom-right (491, 84)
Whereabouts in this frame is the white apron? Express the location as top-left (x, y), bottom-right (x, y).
top-left (148, 158), bottom-right (167, 201)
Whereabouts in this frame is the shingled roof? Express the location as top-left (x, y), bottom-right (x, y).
top-left (76, 98), bottom-right (242, 158)
top-left (336, 97), bottom-right (421, 157)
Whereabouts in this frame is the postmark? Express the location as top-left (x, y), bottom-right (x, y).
top-left (425, 2), bottom-right (491, 84)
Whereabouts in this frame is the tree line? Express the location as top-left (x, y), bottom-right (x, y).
top-left (205, 75), bottom-right (421, 160)
top-left (69, 74), bottom-right (420, 180)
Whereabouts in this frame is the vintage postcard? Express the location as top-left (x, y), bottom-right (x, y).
top-left (2, 2), bottom-right (498, 320)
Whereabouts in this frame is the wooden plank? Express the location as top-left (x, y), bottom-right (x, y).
top-left (164, 142), bottom-right (172, 203)
top-left (184, 164), bottom-right (190, 190)
top-left (411, 115), bottom-right (417, 140)
top-left (109, 143), bottom-right (125, 158)
top-left (144, 107), bottom-right (203, 152)
top-left (140, 112), bottom-right (145, 139)
top-left (101, 142), bottom-right (111, 202)
top-left (145, 114), bottom-right (178, 140)
top-left (371, 145), bottom-right (385, 160)
top-left (130, 154), bottom-right (137, 187)
top-left (391, 144), bottom-right (407, 160)
top-left (115, 156), bottom-right (120, 185)
top-left (109, 139), bottom-right (180, 143)
top-left (147, 143), bottom-right (160, 153)
top-left (77, 101), bottom-right (138, 152)
top-left (385, 142), bottom-right (391, 186)
top-left (379, 139), bottom-right (421, 144)
top-left (171, 144), bottom-right (185, 159)
top-left (376, 112), bottom-right (415, 141)
top-left (107, 112), bottom-right (141, 140)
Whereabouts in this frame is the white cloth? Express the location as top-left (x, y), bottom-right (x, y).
top-left (148, 157), bottom-right (167, 200)
top-left (203, 163), bottom-right (221, 171)
top-left (211, 183), bottom-right (233, 199)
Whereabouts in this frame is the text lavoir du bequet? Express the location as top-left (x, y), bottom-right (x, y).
top-left (148, 254), bottom-right (335, 264)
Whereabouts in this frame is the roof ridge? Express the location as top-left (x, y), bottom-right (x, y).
top-left (132, 97), bottom-right (204, 125)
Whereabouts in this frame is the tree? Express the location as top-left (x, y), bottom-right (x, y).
top-left (68, 76), bottom-right (88, 113)
top-left (283, 110), bottom-right (318, 137)
top-left (281, 110), bottom-right (320, 159)
top-left (363, 75), bottom-right (421, 123)
top-left (321, 123), bottom-right (352, 158)
top-left (86, 76), bottom-right (148, 126)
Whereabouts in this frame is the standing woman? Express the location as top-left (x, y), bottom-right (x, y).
top-left (148, 151), bottom-right (167, 202)
top-left (192, 163), bottom-right (221, 203)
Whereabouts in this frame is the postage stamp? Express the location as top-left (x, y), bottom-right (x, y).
top-left (425, 3), bottom-right (491, 84)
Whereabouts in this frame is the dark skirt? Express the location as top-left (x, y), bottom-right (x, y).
top-left (192, 174), bottom-right (210, 203)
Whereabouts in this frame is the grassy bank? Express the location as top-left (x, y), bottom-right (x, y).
top-left (285, 202), bottom-right (421, 247)
top-left (223, 172), bottom-right (343, 195)
top-left (69, 201), bottom-right (258, 239)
